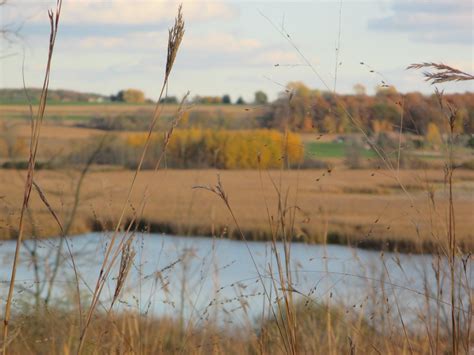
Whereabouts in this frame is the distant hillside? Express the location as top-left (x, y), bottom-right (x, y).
top-left (0, 88), bottom-right (110, 104)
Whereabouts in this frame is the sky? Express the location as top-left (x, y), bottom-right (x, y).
top-left (1, 0), bottom-right (473, 102)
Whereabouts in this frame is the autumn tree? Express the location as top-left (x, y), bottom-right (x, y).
top-left (254, 90), bottom-right (268, 105)
top-left (222, 94), bottom-right (231, 104)
top-left (160, 96), bottom-right (178, 104)
top-left (236, 96), bottom-right (246, 105)
top-left (113, 89), bottom-right (146, 103)
top-left (426, 123), bottom-right (442, 147)
top-left (353, 83), bottom-right (366, 96)
top-left (263, 86), bottom-right (474, 135)
top-left (193, 96), bottom-right (222, 104)
top-left (123, 129), bottom-right (304, 169)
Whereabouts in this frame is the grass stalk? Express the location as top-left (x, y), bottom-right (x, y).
top-left (2, 2), bottom-right (62, 352)
top-left (76, 6), bottom-right (185, 353)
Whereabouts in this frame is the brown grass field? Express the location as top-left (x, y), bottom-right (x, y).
top-left (7, 303), bottom-right (418, 355)
top-left (0, 103), bottom-right (259, 119)
top-left (0, 104), bottom-right (265, 162)
top-left (1, 105), bottom-right (472, 253)
top-left (1, 167), bottom-right (472, 252)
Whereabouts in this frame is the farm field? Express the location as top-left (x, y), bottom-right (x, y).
top-left (0, 103), bottom-right (259, 120)
top-left (3, 109), bottom-right (472, 168)
top-left (1, 105), bottom-right (473, 252)
top-left (1, 168), bottom-right (472, 252)
top-left (306, 141), bottom-right (376, 158)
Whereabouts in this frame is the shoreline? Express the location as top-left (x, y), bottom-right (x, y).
top-left (1, 168), bottom-right (472, 255)
top-left (98, 218), bottom-right (471, 255)
top-left (4, 217), bottom-right (470, 255)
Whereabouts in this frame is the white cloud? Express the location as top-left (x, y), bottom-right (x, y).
top-left (65, 0), bottom-right (236, 25)
top-left (76, 31), bottom-right (260, 53)
top-left (77, 31), bottom-right (167, 50)
top-left (249, 50), bottom-right (300, 66)
top-left (73, 30), bottom-right (299, 70)
top-left (185, 32), bottom-right (261, 53)
top-left (369, 0), bottom-right (473, 44)
top-left (2, 0), bottom-right (237, 26)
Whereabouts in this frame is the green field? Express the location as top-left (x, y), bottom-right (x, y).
top-left (305, 141), bottom-right (376, 158)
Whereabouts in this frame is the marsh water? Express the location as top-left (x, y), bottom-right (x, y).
top-left (0, 233), bottom-right (467, 327)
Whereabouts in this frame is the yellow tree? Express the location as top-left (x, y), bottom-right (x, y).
top-left (119, 89), bottom-right (146, 103)
top-left (426, 123), bottom-right (442, 147)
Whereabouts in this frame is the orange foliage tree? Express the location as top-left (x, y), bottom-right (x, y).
top-left (126, 129), bottom-right (304, 169)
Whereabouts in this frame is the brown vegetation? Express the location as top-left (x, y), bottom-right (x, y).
top-left (0, 103), bottom-right (257, 119)
top-left (6, 301), bottom-right (439, 355)
top-left (1, 168), bottom-right (472, 252)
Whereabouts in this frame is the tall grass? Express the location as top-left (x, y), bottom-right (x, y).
top-left (2, 1), bottom-right (63, 352)
top-left (408, 63), bottom-right (474, 354)
top-left (76, 6), bottom-right (185, 353)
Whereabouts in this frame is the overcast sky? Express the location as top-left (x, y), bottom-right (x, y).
top-left (1, 0), bottom-right (473, 101)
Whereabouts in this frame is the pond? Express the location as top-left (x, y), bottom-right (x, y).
top-left (0, 233), bottom-right (468, 329)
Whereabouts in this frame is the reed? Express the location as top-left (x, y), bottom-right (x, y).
top-left (2, 1), bottom-right (63, 352)
top-left (76, 6), bottom-right (186, 353)
top-left (409, 63), bottom-right (474, 354)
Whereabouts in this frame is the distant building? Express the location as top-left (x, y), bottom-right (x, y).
top-left (88, 97), bottom-right (105, 103)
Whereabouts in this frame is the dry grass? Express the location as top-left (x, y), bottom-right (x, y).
top-left (1, 168), bottom-right (472, 252)
top-left (5, 301), bottom-right (428, 355)
top-left (1, 0), bottom-right (63, 349)
top-left (0, 103), bottom-right (258, 119)
top-left (408, 62), bottom-right (474, 85)
top-left (12, 122), bottom-right (104, 140)
top-left (0, 107), bottom-right (264, 161)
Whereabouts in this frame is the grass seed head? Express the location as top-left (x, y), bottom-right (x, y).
top-left (408, 62), bottom-right (474, 85)
top-left (166, 4), bottom-right (185, 79)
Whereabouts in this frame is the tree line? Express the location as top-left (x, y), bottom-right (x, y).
top-left (261, 82), bottom-right (474, 135)
top-left (3, 84), bottom-right (473, 136)
top-left (67, 129), bottom-right (304, 170)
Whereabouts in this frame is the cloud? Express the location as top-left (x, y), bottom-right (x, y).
top-left (185, 33), bottom-right (261, 53)
top-left (3, 0), bottom-right (237, 26)
top-left (368, 0), bottom-right (473, 44)
top-left (248, 50), bottom-right (300, 66)
top-left (76, 31), bottom-right (260, 52)
top-left (77, 31), bottom-right (167, 50)
top-left (73, 30), bottom-right (298, 70)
